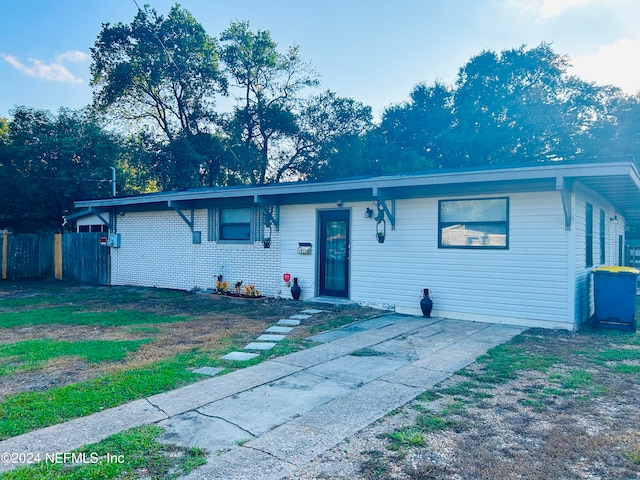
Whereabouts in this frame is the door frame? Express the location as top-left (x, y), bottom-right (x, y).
top-left (317, 209), bottom-right (351, 298)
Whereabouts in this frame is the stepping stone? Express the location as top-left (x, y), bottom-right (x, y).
top-left (221, 352), bottom-right (259, 361)
top-left (256, 334), bottom-right (286, 342)
top-left (301, 309), bottom-right (325, 314)
top-left (277, 319), bottom-right (300, 326)
top-left (244, 342), bottom-right (276, 350)
top-left (266, 326), bottom-right (294, 333)
top-left (289, 314), bottom-right (312, 320)
top-left (190, 366), bottom-right (223, 376)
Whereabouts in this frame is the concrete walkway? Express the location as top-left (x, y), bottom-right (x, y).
top-left (0, 315), bottom-right (524, 479)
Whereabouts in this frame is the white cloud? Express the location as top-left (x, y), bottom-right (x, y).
top-left (0, 50), bottom-right (89, 84)
top-left (538, 0), bottom-right (594, 19)
top-left (504, 0), bottom-right (608, 20)
top-left (570, 38), bottom-right (640, 95)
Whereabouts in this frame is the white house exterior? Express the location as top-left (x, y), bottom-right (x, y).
top-left (71, 159), bottom-right (640, 331)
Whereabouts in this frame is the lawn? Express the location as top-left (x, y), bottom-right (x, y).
top-left (0, 280), bottom-right (377, 478)
top-left (286, 303), bottom-right (640, 480)
top-left (3, 281), bottom-right (640, 479)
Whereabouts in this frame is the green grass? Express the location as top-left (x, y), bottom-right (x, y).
top-left (594, 348), bottom-right (640, 363)
top-left (0, 306), bottom-right (187, 328)
top-left (0, 339), bottom-right (150, 375)
top-left (0, 425), bottom-right (207, 480)
top-left (0, 282), bottom-right (371, 442)
top-left (386, 411), bottom-right (453, 451)
top-left (465, 341), bottom-right (560, 384)
top-left (350, 347), bottom-right (385, 357)
top-left (308, 315), bottom-right (358, 333)
top-left (387, 428), bottom-right (425, 449)
top-left (0, 354), bottom-right (206, 439)
top-left (0, 334), bottom-right (316, 440)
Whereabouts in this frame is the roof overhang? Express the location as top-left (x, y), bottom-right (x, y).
top-left (73, 159), bottom-right (640, 221)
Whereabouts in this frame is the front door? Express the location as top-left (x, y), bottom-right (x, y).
top-left (318, 210), bottom-right (350, 298)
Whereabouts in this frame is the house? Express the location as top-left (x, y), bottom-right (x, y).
top-left (70, 158), bottom-right (640, 331)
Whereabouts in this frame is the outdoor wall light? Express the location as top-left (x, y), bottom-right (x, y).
top-left (610, 215), bottom-right (618, 225)
top-left (364, 207), bottom-right (374, 219)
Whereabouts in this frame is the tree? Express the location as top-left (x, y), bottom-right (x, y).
top-left (90, 4), bottom-right (226, 142)
top-left (451, 43), bottom-right (578, 166)
top-left (379, 81), bottom-right (455, 168)
top-left (289, 90), bottom-right (373, 180)
top-left (374, 43), bottom-right (639, 172)
top-left (0, 107), bottom-right (121, 232)
top-left (220, 21), bottom-right (320, 184)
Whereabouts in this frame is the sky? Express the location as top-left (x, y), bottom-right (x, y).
top-left (1, 0), bottom-right (639, 121)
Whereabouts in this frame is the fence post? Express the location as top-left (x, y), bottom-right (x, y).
top-left (2, 233), bottom-right (7, 280)
top-left (54, 234), bottom-right (63, 280)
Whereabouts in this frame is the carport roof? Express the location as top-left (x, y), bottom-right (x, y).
top-left (74, 158), bottom-right (640, 220)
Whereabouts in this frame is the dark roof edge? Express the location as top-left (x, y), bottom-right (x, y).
top-left (74, 158), bottom-right (639, 210)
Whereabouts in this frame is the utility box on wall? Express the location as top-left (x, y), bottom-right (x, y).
top-left (106, 233), bottom-right (121, 248)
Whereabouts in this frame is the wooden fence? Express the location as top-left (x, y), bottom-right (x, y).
top-left (1, 232), bottom-right (109, 285)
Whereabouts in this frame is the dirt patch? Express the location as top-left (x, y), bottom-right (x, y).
top-left (286, 328), bottom-right (640, 480)
top-left (0, 282), bottom-right (378, 401)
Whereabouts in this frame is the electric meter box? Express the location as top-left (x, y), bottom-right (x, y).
top-left (106, 233), bottom-right (121, 248)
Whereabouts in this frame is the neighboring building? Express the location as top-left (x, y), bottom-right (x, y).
top-left (70, 159), bottom-right (640, 330)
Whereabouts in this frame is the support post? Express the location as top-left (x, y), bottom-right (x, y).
top-left (556, 177), bottom-right (573, 231)
top-left (168, 201), bottom-right (194, 231)
top-left (373, 191), bottom-right (396, 230)
top-left (255, 196), bottom-right (280, 231)
top-left (89, 208), bottom-right (113, 230)
top-left (54, 234), bottom-right (63, 280)
top-left (2, 233), bottom-right (7, 280)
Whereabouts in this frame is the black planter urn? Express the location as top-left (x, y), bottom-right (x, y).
top-left (420, 288), bottom-right (433, 318)
top-left (291, 278), bottom-right (301, 300)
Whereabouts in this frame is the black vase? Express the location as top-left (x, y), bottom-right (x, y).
top-left (291, 278), bottom-right (301, 300)
top-left (420, 288), bottom-right (433, 318)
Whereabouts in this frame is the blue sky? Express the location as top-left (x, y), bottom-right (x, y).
top-left (1, 0), bottom-right (639, 121)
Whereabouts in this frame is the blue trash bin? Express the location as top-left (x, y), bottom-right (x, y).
top-left (592, 266), bottom-right (639, 332)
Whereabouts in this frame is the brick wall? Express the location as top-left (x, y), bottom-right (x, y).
top-left (110, 209), bottom-right (282, 296)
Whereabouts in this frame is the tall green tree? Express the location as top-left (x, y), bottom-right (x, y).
top-left (452, 43), bottom-right (578, 166)
top-left (289, 90), bottom-right (373, 180)
top-left (0, 107), bottom-right (121, 232)
top-left (374, 43), bottom-right (639, 171)
top-left (90, 4), bottom-right (226, 141)
top-left (379, 81), bottom-right (455, 168)
top-left (220, 21), bottom-right (320, 184)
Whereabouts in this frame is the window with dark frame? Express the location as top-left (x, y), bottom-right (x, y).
top-left (586, 203), bottom-right (593, 267)
top-left (599, 209), bottom-right (605, 265)
top-left (78, 224), bottom-right (108, 233)
top-left (438, 197), bottom-right (509, 249)
top-left (219, 207), bottom-right (251, 241)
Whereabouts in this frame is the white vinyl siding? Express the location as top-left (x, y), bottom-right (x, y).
top-left (105, 182), bottom-right (624, 331)
top-left (279, 204), bottom-right (320, 300)
top-left (572, 183), bottom-right (622, 327)
top-left (348, 192), bottom-right (571, 328)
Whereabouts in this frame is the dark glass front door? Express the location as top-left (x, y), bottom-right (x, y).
top-left (318, 210), bottom-right (350, 298)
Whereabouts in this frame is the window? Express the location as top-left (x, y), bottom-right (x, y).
top-left (586, 203), bottom-right (593, 267)
top-left (207, 206), bottom-right (264, 243)
top-left (599, 209), bottom-right (605, 265)
top-left (438, 197), bottom-right (509, 249)
top-left (78, 224), bottom-right (108, 233)
top-left (219, 208), bottom-right (251, 241)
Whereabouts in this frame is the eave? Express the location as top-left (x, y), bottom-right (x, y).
top-left (73, 159), bottom-right (640, 221)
